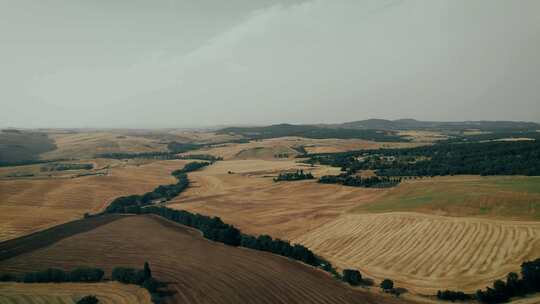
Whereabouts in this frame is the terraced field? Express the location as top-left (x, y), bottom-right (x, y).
top-left (0, 282), bottom-right (151, 304)
top-left (0, 215), bottom-right (407, 304)
top-left (0, 160), bottom-right (185, 241)
top-left (295, 212), bottom-right (540, 294)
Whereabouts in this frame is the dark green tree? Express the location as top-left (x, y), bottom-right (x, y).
top-left (380, 279), bottom-right (394, 291)
top-left (77, 295), bottom-right (98, 304)
top-left (342, 269), bottom-right (362, 286)
top-left (143, 261), bottom-right (152, 280)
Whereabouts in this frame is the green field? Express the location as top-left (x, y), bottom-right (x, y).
top-left (352, 176), bottom-right (540, 220)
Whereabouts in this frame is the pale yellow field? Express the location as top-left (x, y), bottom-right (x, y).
top-left (0, 282), bottom-right (151, 304)
top-left (0, 160), bottom-right (186, 241)
top-left (295, 212), bottom-right (540, 294)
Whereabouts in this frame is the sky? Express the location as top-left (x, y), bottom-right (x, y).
top-left (1, 0), bottom-right (539, 128)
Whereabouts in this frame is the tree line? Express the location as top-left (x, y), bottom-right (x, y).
top-left (306, 141), bottom-right (540, 177)
top-left (0, 262), bottom-right (165, 303)
top-left (318, 174), bottom-right (401, 188)
top-left (105, 161), bottom-right (209, 213)
top-left (437, 258), bottom-right (540, 303)
top-left (274, 170), bottom-right (314, 182)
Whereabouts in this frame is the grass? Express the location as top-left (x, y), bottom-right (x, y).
top-left (352, 176), bottom-right (540, 220)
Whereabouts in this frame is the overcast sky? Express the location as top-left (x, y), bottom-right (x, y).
top-left (1, 0), bottom-right (539, 128)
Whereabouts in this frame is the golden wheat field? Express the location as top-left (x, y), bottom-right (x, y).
top-left (0, 160), bottom-right (186, 241)
top-left (294, 212), bottom-right (540, 294)
top-left (0, 282), bottom-right (151, 304)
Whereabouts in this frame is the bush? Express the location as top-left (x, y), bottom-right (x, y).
top-left (77, 295), bottom-right (99, 304)
top-left (342, 269), bottom-right (362, 286)
top-left (111, 267), bottom-right (145, 285)
top-left (380, 279), bottom-right (394, 291)
top-left (437, 290), bottom-right (471, 302)
top-left (69, 267), bottom-right (104, 282)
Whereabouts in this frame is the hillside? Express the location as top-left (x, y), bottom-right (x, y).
top-left (0, 215), bottom-right (408, 304)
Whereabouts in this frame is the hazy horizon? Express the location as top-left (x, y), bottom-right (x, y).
top-left (1, 0), bottom-right (539, 128)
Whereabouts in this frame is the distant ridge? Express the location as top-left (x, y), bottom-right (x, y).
top-left (336, 119), bottom-right (540, 131)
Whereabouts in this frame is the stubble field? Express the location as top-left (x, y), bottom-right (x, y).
top-left (0, 282), bottom-right (151, 304)
top-left (0, 215), bottom-right (407, 304)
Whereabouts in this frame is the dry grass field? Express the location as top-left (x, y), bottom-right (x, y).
top-left (168, 159), bottom-right (383, 239)
top-left (0, 215), bottom-right (408, 304)
top-left (295, 212), bottom-right (540, 294)
top-left (0, 282), bottom-right (151, 304)
top-left (0, 160), bottom-right (186, 241)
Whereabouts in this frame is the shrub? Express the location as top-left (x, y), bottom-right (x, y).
top-left (380, 279), bottom-right (394, 291)
top-left (77, 295), bottom-right (99, 304)
top-left (342, 269), bottom-right (362, 286)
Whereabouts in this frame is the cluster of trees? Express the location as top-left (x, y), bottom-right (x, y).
top-left (438, 258), bottom-right (540, 303)
top-left (41, 163), bottom-right (93, 172)
top-left (274, 170), bottom-right (314, 182)
top-left (307, 141), bottom-right (540, 177)
top-left (166, 142), bottom-right (204, 154)
top-left (141, 206), bottom-right (242, 246)
top-left (176, 154), bottom-right (223, 161)
top-left (437, 290), bottom-right (471, 301)
top-left (240, 234), bottom-right (319, 266)
top-left (112, 262), bottom-right (163, 295)
top-left (319, 174), bottom-right (401, 188)
top-left (0, 267), bottom-right (104, 283)
top-left (97, 151), bottom-right (178, 160)
top-left (105, 162), bottom-right (209, 213)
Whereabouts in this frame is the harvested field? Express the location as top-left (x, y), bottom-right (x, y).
top-left (352, 176), bottom-right (540, 220)
top-left (295, 212), bottom-right (540, 294)
top-left (0, 215), bottom-right (407, 304)
top-left (169, 159), bottom-right (383, 239)
top-left (0, 282), bottom-right (151, 304)
top-left (0, 160), bottom-right (186, 241)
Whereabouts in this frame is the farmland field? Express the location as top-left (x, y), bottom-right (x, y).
top-left (0, 160), bottom-right (186, 241)
top-left (168, 159), bottom-right (383, 239)
top-left (0, 215), bottom-right (407, 304)
top-left (352, 176), bottom-right (540, 220)
top-left (0, 282), bottom-right (151, 304)
top-left (295, 212), bottom-right (540, 294)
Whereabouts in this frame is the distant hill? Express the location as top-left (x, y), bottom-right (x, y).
top-left (0, 130), bottom-right (57, 165)
top-left (216, 123), bottom-right (409, 142)
top-left (337, 119), bottom-right (540, 131)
